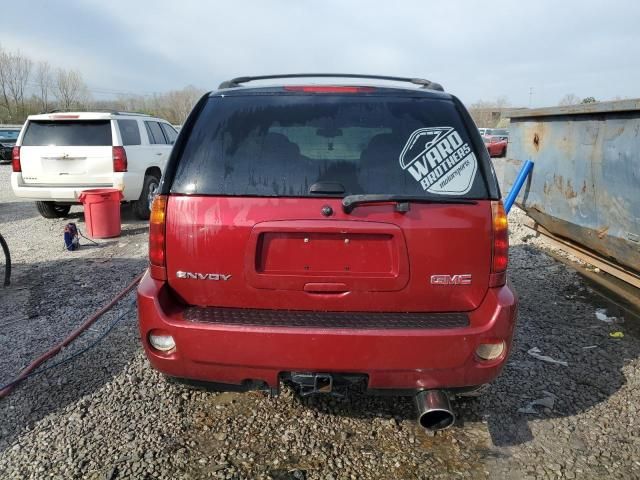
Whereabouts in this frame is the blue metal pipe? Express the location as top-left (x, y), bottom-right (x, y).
top-left (504, 159), bottom-right (534, 214)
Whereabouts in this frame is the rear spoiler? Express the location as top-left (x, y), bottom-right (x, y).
top-left (218, 73), bottom-right (444, 92)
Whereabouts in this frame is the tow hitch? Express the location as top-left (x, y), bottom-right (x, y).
top-left (290, 372), bottom-right (335, 396)
top-left (285, 372), bottom-right (368, 397)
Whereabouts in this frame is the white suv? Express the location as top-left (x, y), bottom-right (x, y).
top-left (10, 111), bottom-right (178, 219)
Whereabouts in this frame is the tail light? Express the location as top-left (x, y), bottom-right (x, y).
top-left (490, 201), bottom-right (508, 287)
top-left (149, 195), bottom-right (168, 281)
top-left (283, 86), bottom-right (375, 93)
top-left (11, 146), bottom-right (21, 172)
top-left (112, 146), bottom-right (128, 172)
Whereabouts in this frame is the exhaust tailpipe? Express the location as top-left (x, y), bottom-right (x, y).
top-left (415, 390), bottom-right (455, 432)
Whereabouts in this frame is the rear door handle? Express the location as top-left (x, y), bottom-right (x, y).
top-left (303, 283), bottom-right (349, 294)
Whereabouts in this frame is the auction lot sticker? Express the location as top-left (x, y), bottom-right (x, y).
top-left (399, 127), bottom-right (477, 195)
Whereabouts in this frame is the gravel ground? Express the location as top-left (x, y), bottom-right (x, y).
top-left (1, 163), bottom-right (639, 479)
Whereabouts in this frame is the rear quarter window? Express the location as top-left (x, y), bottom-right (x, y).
top-left (117, 119), bottom-right (141, 146)
top-left (160, 123), bottom-right (178, 144)
top-left (21, 120), bottom-right (112, 146)
top-left (171, 94), bottom-right (489, 198)
top-left (145, 121), bottom-right (167, 144)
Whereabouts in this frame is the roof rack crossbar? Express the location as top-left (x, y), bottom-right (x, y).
top-left (218, 74), bottom-right (444, 91)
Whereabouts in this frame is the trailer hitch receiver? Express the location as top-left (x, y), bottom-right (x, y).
top-left (290, 372), bottom-right (334, 396)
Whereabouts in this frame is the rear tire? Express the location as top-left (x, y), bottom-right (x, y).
top-left (35, 201), bottom-right (71, 219)
top-left (133, 174), bottom-right (160, 220)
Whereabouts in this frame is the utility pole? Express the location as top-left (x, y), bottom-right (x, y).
top-left (529, 87), bottom-right (534, 107)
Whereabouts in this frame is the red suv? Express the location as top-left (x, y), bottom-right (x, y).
top-left (137, 74), bottom-right (517, 432)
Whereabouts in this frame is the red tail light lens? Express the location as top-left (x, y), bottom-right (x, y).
top-left (490, 201), bottom-right (508, 287)
top-left (283, 86), bottom-right (375, 93)
top-left (11, 146), bottom-right (21, 172)
top-left (113, 146), bottom-right (128, 172)
top-left (149, 195), bottom-right (167, 281)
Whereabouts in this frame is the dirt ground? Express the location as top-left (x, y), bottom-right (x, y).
top-left (1, 163), bottom-right (639, 479)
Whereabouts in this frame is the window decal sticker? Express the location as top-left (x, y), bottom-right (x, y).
top-left (399, 127), bottom-right (477, 195)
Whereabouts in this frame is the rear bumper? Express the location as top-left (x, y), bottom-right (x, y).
top-left (137, 272), bottom-right (518, 392)
top-left (10, 172), bottom-right (142, 202)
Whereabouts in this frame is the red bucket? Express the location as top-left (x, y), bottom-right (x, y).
top-left (78, 188), bottom-right (123, 238)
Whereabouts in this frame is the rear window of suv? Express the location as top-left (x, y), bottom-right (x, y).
top-left (171, 95), bottom-right (488, 198)
top-left (22, 120), bottom-right (112, 146)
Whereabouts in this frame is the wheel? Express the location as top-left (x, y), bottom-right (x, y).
top-left (35, 201), bottom-right (71, 219)
top-left (133, 174), bottom-right (160, 220)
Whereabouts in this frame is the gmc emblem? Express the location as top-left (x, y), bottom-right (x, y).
top-left (430, 274), bottom-right (472, 285)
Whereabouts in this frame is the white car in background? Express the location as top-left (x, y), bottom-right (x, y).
top-left (10, 111), bottom-right (177, 219)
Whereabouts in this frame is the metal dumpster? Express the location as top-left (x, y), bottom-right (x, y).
top-left (494, 99), bottom-right (640, 275)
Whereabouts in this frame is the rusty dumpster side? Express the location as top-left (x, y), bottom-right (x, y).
top-left (493, 99), bottom-right (640, 274)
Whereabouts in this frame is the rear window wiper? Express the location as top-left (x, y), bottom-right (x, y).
top-left (342, 194), bottom-right (477, 214)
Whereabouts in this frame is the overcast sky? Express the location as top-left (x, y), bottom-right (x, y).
top-left (2, 0), bottom-right (639, 107)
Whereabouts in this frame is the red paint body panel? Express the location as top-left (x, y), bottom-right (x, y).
top-left (485, 138), bottom-right (508, 157)
top-left (247, 220), bottom-right (408, 292)
top-left (164, 196), bottom-right (493, 312)
top-left (137, 271), bottom-right (517, 390)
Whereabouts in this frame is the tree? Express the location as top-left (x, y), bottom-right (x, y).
top-left (0, 46), bottom-right (32, 121)
top-left (0, 46), bottom-right (12, 120)
top-left (54, 68), bottom-right (90, 110)
top-left (558, 94), bottom-right (580, 106)
top-left (0, 44), bottom-right (203, 122)
top-left (35, 61), bottom-right (53, 111)
top-left (468, 96), bottom-right (511, 128)
top-left (163, 85), bottom-right (204, 124)
top-left (6, 51), bottom-right (32, 113)
top-left (581, 96), bottom-right (597, 104)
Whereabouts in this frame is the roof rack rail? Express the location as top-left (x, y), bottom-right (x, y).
top-left (114, 111), bottom-right (152, 117)
top-left (40, 109), bottom-right (151, 117)
top-left (218, 74), bottom-right (444, 91)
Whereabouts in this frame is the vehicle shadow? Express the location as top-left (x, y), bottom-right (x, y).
top-left (63, 203), bottom-right (149, 223)
top-left (0, 256), bottom-right (146, 453)
top-left (0, 200), bottom-right (41, 222)
top-left (291, 243), bottom-right (640, 448)
top-left (60, 204), bottom-right (149, 238)
top-left (0, 202), bottom-right (147, 227)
